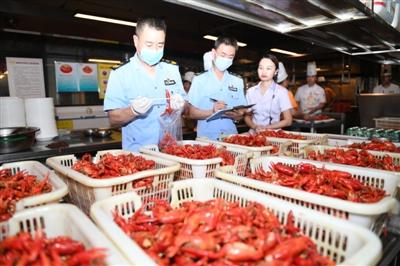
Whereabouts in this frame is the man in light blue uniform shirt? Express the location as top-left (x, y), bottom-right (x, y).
top-left (104, 17), bottom-right (186, 151)
top-left (188, 36), bottom-right (246, 140)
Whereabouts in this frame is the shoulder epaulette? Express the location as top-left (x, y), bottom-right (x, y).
top-left (161, 59), bottom-right (178, 65)
top-left (229, 71), bottom-right (242, 78)
top-left (112, 60), bottom-right (129, 70)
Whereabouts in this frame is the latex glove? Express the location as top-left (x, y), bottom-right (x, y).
top-left (130, 96), bottom-right (153, 116)
top-left (170, 93), bottom-right (185, 111)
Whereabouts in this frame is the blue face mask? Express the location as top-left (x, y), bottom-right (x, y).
top-left (139, 48), bottom-right (163, 66)
top-left (214, 56), bottom-right (233, 71)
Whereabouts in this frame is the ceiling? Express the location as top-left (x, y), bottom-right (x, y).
top-left (1, 0), bottom-right (400, 66)
top-left (0, 0), bottom-right (340, 65)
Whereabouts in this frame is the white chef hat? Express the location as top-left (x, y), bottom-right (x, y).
top-left (277, 62), bottom-right (288, 83)
top-left (183, 71), bottom-right (195, 83)
top-left (307, 61), bottom-right (317, 76)
top-left (203, 51), bottom-right (213, 71)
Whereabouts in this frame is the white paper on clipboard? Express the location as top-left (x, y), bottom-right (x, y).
top-left (206, 104), bottom-right (255, 122)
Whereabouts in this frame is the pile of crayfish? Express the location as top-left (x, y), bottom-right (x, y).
top-left (0, 230), bottom-right (107, 266)
top-left (223, 134), bottom-right (269, 147)
top-left (162, 144), bottom-right (235, 166)
top-left (113, 198), bottom-right (334, 266)
top-left (347, 139), bottom-right (400, 153)
top-left (72, 153), bottom-right (156, 188)
top-left (248, 162), bottom-right (386, 203)
top-left (256, 130), bottom-right (306, 140)
top-left (304, 114), bottom-right (331, 121)
top-left (0, 169), bottom-right (52, 222)
top-left (307, 148), bottom-right (400, 172)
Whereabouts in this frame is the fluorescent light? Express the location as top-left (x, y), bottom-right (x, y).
top-left (351, 49), bottom-right (400, 56)
top-left (74, 13), bottom-right (136, 27)
top-left (203, 35), bottom-right (247, 47)
top-left (270, 48), bottom-right (305, 57)
top-left (88, 59), bottom-right (122, 64)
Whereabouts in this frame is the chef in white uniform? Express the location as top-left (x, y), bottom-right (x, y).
top-left (373, 72), bottom-right (400, 94)
top-left (295, 61), bottom-right (326, 115)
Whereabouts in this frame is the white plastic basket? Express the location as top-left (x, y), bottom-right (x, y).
top-left (0, 204), bottom-right (127, 265)
top-left (140, 140), bottom-right (249, 179)
top-left (256, 130), bottom-right (328, 157)
top-left (90, 179), bottom-right (382, 266)
top-left (0, 161), bottom-right (68, 211)
top-left (304, 145), bottom-right (400, 171)
top-left (216, 156), bottom-right (399, 231)
top-left (374, 117), bottom-right (400, 130)
top-left (46, 149), bottom-right (180, 214)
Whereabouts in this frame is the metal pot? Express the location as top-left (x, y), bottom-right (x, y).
top-left (0, 127), bottom-right (39, 154)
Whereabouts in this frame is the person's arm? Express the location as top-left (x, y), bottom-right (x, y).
top-left (244, 113), bottom-right (258, 130)
top-left (108, 107), bottom-right (137, 127)
top-left (189, 102), bottom-right (226, 120)
top-left (308, 102), bottom-right (325, 114)
top-left (265, 110), bottom-right (292, 129)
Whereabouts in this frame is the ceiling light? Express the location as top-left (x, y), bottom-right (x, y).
top-left (74, 13), bottom-right (136, 27)
top-left (88, 59), bottom-right (122, 64)
top-left (203, 35), bottom-right (247, 47)
top-left (351, 49), bottom-right (400, 56)
top-left (0, 75), bottom-right (4, 79)
top-left (270, 48), bottom-right (305, 57)
top-left (4, 71), bottom-right (8, 75)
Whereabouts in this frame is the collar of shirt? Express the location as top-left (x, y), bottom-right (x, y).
top-left (209, 68), bottom-right (229, 83)
top-left (130, 53), bottom-right (162, 74)
top-left (255, 81), bottom-right (277, 93)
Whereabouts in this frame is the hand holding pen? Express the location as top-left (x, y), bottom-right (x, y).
top-left (210, 98), bottom-right (227, 113)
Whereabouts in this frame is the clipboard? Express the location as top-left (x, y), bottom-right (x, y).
top-left (206, 104), bottom-right (255, 122)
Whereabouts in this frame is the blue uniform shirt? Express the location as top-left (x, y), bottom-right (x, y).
top-left (188, 69), bottom-right (246, 140)
top-left (104, 53), bottom-right (185, 151)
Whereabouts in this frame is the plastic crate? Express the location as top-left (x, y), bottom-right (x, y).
top-left (46, 150), bottom-right (180, 214)
top-left (255, 130), bottom-right (328, 157)
top-left (304, 145), bottom-right (400, 171)
top-left (140, 140), bottom-right (249, 179)
top-left (0, 204), bottom-right (127, 265)
top-left (90, 179), bottom-right (382, 266)
top-left (216, 156), bottom-right (399, 232)
top-left (0, 161), bottom-right (68, 211)
top-left (374, 117), bottom-right (400, 130)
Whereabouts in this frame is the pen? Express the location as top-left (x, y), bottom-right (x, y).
top-left (209, 98), bottom-right (218, 102)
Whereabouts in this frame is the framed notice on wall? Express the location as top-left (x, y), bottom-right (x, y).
top-left (6, 57), bottom-right (46, 98)
top-left (55, 61), bottom-right (98, 92)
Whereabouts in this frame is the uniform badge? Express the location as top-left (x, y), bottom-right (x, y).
top-left (164, 79), bottom-right (176, 86)
top-left (228, 85), bottom-right (237, 92)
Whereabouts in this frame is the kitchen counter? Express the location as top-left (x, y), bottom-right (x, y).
top-left (0, 130), bottom-right (122, 164)
top-left (0, 129), bottom-right (201, 164)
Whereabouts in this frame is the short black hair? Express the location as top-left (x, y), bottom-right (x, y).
top-left (214, 36), bottom-right (238, 51)
top-left (260, 53), bottom-right (280, 81)
top-left (260, 53), bottom-right (279, 70)
top-left (135, 17), bottom-right (167, 36)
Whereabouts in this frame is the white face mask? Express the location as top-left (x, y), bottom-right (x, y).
top-left (214, 56), bottom-right (233, 71)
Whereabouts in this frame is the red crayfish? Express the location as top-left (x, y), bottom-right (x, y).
top-left (161, 144), bottom-right (235, 166)
top-left (307, 148), bottom-right (400, 172)
top-left (347, 139), bottom-right (400, 153)
top-left (256, 130), bottom-right (307, 140)
top-left (0, 230), bottom-right (107, 266)
top-left (0, 169), bottom-right (52, 222)
top-left (72, 153), bottom-right (156, 189)
top-left (113, 198), bottom-right (334, 266)
top-left (248, 162), bottom-right (386, 203)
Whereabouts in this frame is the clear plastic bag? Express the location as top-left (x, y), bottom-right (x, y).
top-left (158, 110), bottom-right (182, 150)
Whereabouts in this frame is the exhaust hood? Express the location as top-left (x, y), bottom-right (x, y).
top-left (165, 0), bottom-right (400, 63)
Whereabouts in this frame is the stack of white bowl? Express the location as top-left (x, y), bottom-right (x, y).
top-left (0, 97), bottom-right (26, 128)
top-left (25, 97), bottom-right (58, 141)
